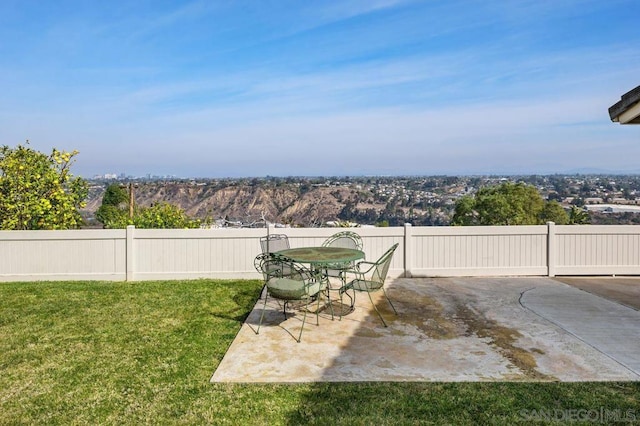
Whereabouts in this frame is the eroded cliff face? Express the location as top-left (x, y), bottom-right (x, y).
top-left (83, 182), bottom-right (363, 227)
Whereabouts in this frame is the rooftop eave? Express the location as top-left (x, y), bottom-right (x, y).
top-left (609, 85), bottom-right (640, 125)
top-left (613, 101), bottom-right (640, 124)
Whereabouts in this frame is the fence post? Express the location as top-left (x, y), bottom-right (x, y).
top-left (404, 223), bottom-right (413, 278)
top-left (126, 225), bottom-right (135, 281)
top-left (268, 223), bottom-right (275, 246)
top-left (547, 221), bottom-right (556, 277)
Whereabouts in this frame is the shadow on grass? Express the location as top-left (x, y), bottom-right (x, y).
top-left (210, 286), bottom-right (262, 323)
top-left (273, 280), bottom-right (640, 423)
top-left (205, 278), bottom-right (639, 423)
top-left (282, 382), bottom-right (640, 424)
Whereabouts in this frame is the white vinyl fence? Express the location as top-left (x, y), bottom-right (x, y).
top-left (0, 223), bottom-right (639, 282)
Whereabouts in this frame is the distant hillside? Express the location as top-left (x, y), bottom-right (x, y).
top-left (82, 181), bottom-right (383, 227)
top-left (83, 174), bottom-right (640, 228)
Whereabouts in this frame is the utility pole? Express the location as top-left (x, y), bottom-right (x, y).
top-left (129, 183), bottom-right (134, 219)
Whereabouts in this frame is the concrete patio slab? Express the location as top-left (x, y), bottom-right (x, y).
top-left (521, 283), bottom-right (640, 376)
top-left (211, 277), bottom-right (640, 383)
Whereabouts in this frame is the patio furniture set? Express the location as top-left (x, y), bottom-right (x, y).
top-left (254, 231), bottom-right (398, 342)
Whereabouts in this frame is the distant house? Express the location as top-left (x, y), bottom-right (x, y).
top-left (609, 85), bottom-right (640, 124)
top-left (584, 197), bottom-right (604, 204)
top-left (585, 204), bottom-right (640, 213)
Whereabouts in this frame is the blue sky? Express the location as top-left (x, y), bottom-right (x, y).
top-left (1, 0), bottom-right (639, 178)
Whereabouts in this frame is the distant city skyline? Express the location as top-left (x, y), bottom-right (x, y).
top-left (90, 169), bottom-right (640, 181)
top-left (1, 1), bottom-right (639, 178)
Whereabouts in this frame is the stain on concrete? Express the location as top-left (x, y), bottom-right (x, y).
top-left (386, 285), bottom-right (459, 339)
top-left (387, 281), bottom-right (552, 380)
top-left (354, 327), bottom-right (384, 338)
top-left (453, 302), bottom-right (552, 380)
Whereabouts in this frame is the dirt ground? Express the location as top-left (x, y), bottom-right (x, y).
top-left (554, 277), bottom-right (640, 310)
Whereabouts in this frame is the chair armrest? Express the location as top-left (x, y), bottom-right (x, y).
top-left (353, 260), bottom-right (377, 274)
top-left (342, 260), bottom-right (376, 281)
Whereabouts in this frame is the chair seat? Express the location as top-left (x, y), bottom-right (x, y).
top-left (346, 278), bottom-right (383, 292)
top-left (325, 261), bottom-right (350, 269)
top-left (325, 261), bottom-right (351, 278)
top-left (267, 277), bottom-right (321, 300)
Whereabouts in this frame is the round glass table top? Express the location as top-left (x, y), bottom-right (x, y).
top-left (276, 246), bottom-right (365, 265)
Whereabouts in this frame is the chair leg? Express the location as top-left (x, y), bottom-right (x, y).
top-left (338, 285), bottom-right (354, 320)
top-left (325, 285), bottom-right (335, 321)
top-left (367, 291), bottom-right (388, 327)
top-left (382, 287), bottom-right (397, 315)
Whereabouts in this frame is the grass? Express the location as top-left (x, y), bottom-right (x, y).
top-left (1, 279), bottom-right (638, 425)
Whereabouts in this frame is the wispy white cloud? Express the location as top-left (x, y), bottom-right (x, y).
top-left (1, 0), bottom-right (639, 176)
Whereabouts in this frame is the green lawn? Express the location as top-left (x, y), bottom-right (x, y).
top-left (1, 279), bottom-right (638, 425)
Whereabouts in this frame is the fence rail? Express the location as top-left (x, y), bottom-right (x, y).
top-left (0, 223), bottom-right (639, 282)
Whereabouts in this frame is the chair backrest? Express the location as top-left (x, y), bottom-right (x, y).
top-left (272, 258), bottom-right (311, 282)
top-left (321, 231), bottom-right (363, 251)
top-left (254, 252), bottom-right (296, 281)
top-left (371, 243), bottom-right (399, 286)
top-left (256, 255), bottom-right (317, 299)
top-left (254, 252), bottom-right (282, 281)
top-left (260, 234), bottom-right (290, 253)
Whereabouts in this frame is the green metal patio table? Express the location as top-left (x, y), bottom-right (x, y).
top-left (276, 246), bottom-right (365, 316)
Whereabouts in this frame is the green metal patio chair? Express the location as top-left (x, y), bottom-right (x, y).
top-left (254, 253), bottom-right (327, 343)
top-left (321, 231), bottom-right (364, 283)
top-left (260, 233), bottom-right (290, 254)
top-left (342, 243), bottom-right (399, 327)
top-left (257, 234), bottom-right (290, 299)
top-left (321, 231), bottom-right (363, 251)
top-left (254, 252), bottom-right (285, 297)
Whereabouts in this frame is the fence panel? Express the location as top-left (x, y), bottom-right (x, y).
top-left (555, 225), bottom-right (640, 275)
top-left (133, 228), bottom-right (265, 280)
top-left (410, 226), bottom-right (548, 276)
top-left (0, 230), bottom-right (126, 281)
top-left (1, 224), bottom-right (639, 281)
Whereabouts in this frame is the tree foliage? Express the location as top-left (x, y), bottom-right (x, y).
top-left (133, 202), bottom-right (200, 229)
top-left (101, 183), bottom-right (129, 208)
top-left (96, 205), bottom-right (130, 229)
top-left (96, 185), bottom-right (200, 229)
top-left (452, 182), bottom-right (569, 226)
top-left (95, 184), bottom-right (130, 228)
top-left (0, 144), bottom-right (88, 230)
top-left (568, 206), bottom-right (590, 225)
top-left (539, 200), bottom-right (569, 225)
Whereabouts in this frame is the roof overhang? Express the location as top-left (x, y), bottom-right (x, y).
top-left (609, 85), bottom-right (640, 124)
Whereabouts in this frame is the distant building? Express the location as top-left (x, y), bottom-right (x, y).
top-left (93, 173), bottom-right (118, 180)
top-left (584, 197), bottom-right (604, 204)
top-left (585, 204), bottom-right (640, 213)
